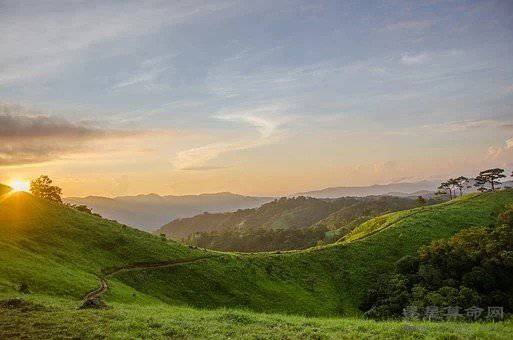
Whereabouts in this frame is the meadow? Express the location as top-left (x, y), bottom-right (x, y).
top-left (1, 183), bottom-right (512, 338)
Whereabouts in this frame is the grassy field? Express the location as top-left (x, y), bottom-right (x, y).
top-left (1, 184), bottom-right (512, 338)
top-left (1, 292), bottom-right (512, 339)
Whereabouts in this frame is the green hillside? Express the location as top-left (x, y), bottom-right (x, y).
top-left (159, 196), bottom-right (343, 239)
top-left (1, 185), bottom-right (513, 337)
top-left (0, 184), bottom-right (206, 300)
top-left (161, 195), bottom-right (430, 251)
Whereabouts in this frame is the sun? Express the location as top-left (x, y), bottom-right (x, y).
top-left (9, 179), bottom-right (31, 192)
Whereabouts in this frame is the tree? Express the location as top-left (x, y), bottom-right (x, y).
top-left (416, 196), bottom-right (426, 205)
top-left (30, 175), bottom-right (62, 203)
top-left (438, 182), bottom-right (452, 199)
top-left (438, 179), bottom-right (459, 199)
top-left (453, 176), bottom-right (470, 196)
top-left (474, 168), bottom-right (505, 192)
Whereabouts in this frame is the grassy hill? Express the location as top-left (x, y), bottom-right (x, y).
top-left (159, 196), bottom-right (343, 239)
top-left (1, 184), bottom-right (513, 337)
top-left (0, 184), bottom-right (206, 300)
top-left (159, 195), bottom-right (427, 243)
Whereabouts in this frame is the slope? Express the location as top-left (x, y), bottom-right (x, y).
top-left (159, 195), bottom-right (426, 242)
top-left (1, 184), bottom-right (512, 318)
top-left (0, 184), bottom-right (206, 300)
top-left (116, 190), bottom-right (513, 316)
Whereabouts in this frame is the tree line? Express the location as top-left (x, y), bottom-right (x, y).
top-left (437, 168), bottom-right (511, 199)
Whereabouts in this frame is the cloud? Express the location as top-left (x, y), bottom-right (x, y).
top-left (173, 104), bottom-right (290, 170)
top-left (488, 137), bottom-right (513, 159)
top-left (0, 1), bottom-right (236, 85)
top-left (0, 104), bottom-right (148, 166)
top-left (422, 119), bottom-right (513, 133)
top-left (0, 114), bottom-right (104, 140)
top-left (111, 56), bottom-right (175, 91)
top-left (400, 53), bottom-right (430, 65)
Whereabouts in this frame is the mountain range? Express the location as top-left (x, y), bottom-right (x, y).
top-left (65, 180), bottom-right (513, 231)
top-left (295, 180), bottom-right (440, 198)
top-left (64, 181), bottom-right (442, 230)
top-left (64, 193), bottom-right (273, 231)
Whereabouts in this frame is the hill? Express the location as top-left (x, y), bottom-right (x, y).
top-left (1, 184), bottom-right (513, 337)
top-left (64, 192), bottom-right (272, 231)
top-left (159, 196), bottom-right (429, 240)
top-left (177, 196), bottom-right (433, 251)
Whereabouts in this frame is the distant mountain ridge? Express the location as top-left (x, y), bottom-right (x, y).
top-left (295, 180), bottom-right (440, 198)
top-left (64, 192), bottom-right (273, 231)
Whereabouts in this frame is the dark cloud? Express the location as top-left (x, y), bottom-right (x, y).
top-left (0, 114), bottom-right (106, 140)
top-left (0, 109), bottom-right (145, 166)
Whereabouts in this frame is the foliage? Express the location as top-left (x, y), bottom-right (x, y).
top-left (178, 196), bottom-right (440, 251)
top-left (30, 175), bottom-right (63, 203)
top-left (475, 168), bottom-right (506, 192)
top-left (67, 204), bottom-right (102, 217)
top-left (362, 205), bottom-right (513, 319)
top-left (438, 177), bottom-right (471, 199)
top-left (415, 196), bottom-right (426, 205)
top-left (186, 225), bottom-right (330, 252)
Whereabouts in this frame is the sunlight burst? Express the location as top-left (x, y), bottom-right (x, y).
top-left (9, 179), bottom-right (30, 192)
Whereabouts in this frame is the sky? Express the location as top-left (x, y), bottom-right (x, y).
top-left (1, 0), bottom-right (513, 197)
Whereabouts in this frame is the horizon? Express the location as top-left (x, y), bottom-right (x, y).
top-left (1, 1), bottom-right (513, 197)
top-left (61, 178), bottom-right (442, 198)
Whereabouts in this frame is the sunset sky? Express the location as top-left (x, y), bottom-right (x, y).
top-left (1, 0), bottom-right (513, 197)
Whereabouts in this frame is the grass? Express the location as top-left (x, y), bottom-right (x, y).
top-left (1, 185), bottom-right (513, 338)
top-left (1, 292), bottom-right (512, 339)
top-left (0, 188), bottom-right (206, 300)
top-left (114, 190), bottom-right (513, 316)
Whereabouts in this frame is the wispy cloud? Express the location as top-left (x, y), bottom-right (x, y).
top-left (400, 53), bottom-right (430, 65)
top-left (173, 104), bottom-right (290, 170)
top-left (422, 119), bottom-right (513, 133)
top-left (0, 1), bottom-right (236, 85)
top-left (488, 137), bottom-right (513, 159)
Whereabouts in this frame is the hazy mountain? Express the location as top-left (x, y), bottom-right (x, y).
top-left (64, 192), bottom-right (273, 231)
top-left (295, 180), bottom-right (440, 198)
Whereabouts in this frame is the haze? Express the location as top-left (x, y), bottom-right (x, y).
top-left (1, 0), bottom-right (512, 197)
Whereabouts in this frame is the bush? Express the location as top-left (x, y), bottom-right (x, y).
top-left (362, 206), bottom-right (513, 319)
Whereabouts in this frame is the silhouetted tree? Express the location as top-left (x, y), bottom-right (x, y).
top-left (453, 176), bottom-right (470, 196)
top-left (438, 182), bottom-right (452, 199)
top-left (72, 204), bottom-right (93, 214)
top-left (438, 179), bottom-right (458, 199)
top-left (30, 175), bottom-right (62, 203)
top-left (67, 204), bottom-right (102, 217)
top-left (474, 168), bottom-right (505, 192)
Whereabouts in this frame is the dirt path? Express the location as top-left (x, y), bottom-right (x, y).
top-left (81, 256), bottom-right (217, 307)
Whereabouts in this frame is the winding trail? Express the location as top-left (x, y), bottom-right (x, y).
top-left (82, 256), bottom-right (217, 307)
